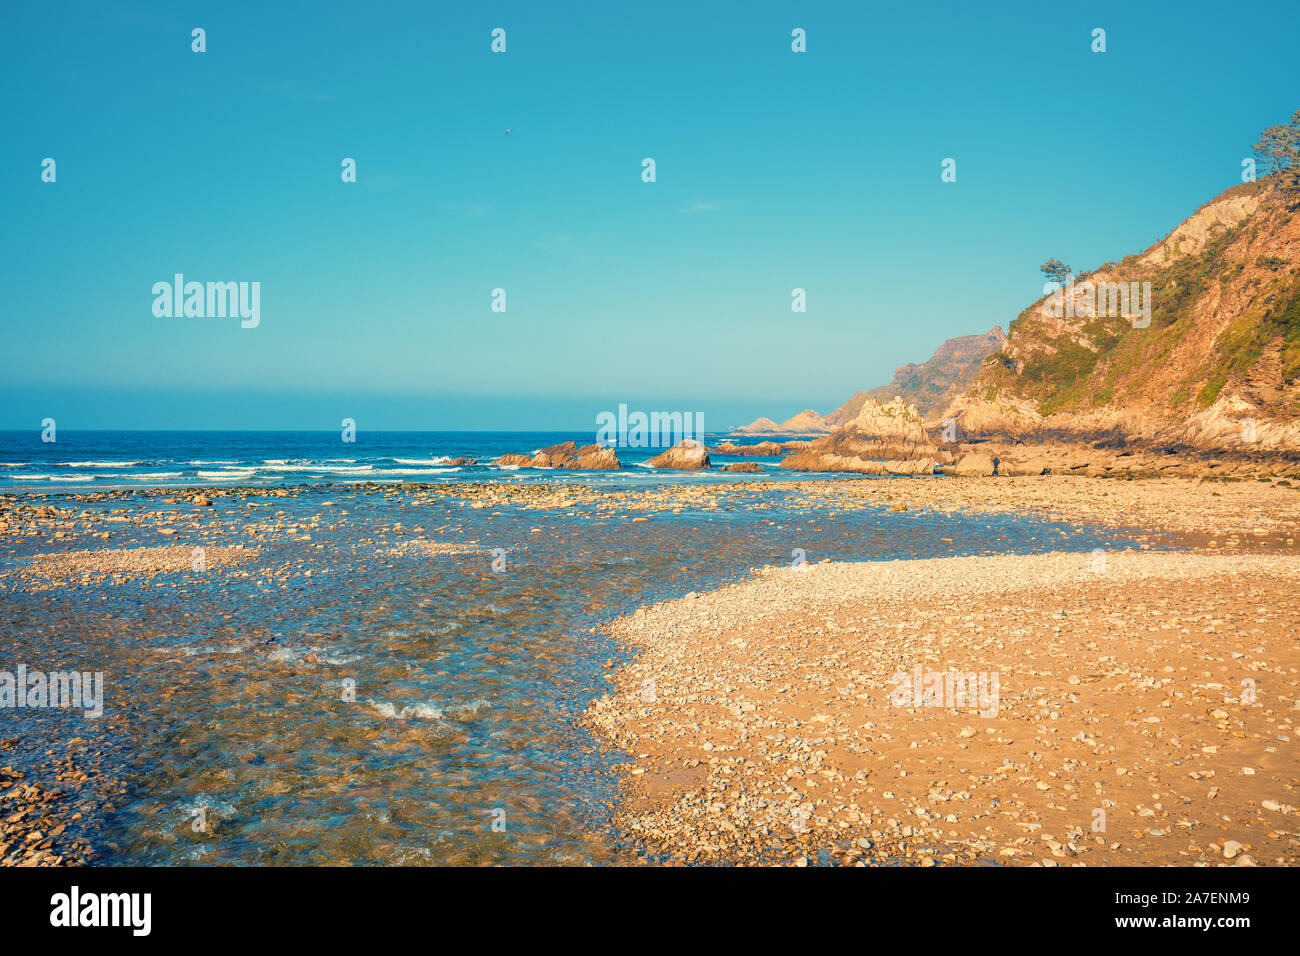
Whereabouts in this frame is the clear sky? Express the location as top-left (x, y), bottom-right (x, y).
top-left (3, 0), bottom-right (1297, 430)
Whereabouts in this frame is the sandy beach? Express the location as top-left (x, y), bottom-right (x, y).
top-left (583, 477), bottom-right (1300, 866)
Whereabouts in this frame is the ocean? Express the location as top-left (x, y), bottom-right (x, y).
top-left (0, 430), bottom-right (812, 491)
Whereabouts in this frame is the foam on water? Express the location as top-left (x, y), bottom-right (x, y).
top-left (365, 698), bottom-right (448, 721)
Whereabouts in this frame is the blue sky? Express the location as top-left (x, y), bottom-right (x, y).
top-left (2, 0), bottom-right (1297, 430)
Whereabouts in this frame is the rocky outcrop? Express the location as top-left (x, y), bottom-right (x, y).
top-left (777, 398), bottom-right (953, 474)
top-left (558, 445), bottom-right (621, 470)
top-left (712, 441), bottom-right (787, 456)
top-left (779, 452), bottom-right (935, 475)
top-left (721, 462), bottom-right (765, 473)
top-left (647, 440), bottom-right (711, 470)
top-left (493, 441), bottom-right (620, 470)
top-left (494, 452), bottom-right (534, 467)
top-left (780, 452), bottom-right (888, 474)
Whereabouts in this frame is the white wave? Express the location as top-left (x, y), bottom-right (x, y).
top-left (365, 467), bottom-right (461, 477)
top-left (317, 652), bottom-right (362, 665)
top-left (197, 470), bottom-right (256, 480)
top-left (179, 796), bottom-right (237, 819)
top-left (154, 643), bottom-right (248, 658)
top-left (365, 698), bottom-right (445, 720)
top-left (63, 460), bottom-right (143, 468)
top-left (444, 699), bottom-right (492, 720)
top-left (264, 463), bottom-right (375, 474)
top-left (394, 457), bottom-right (457, 465)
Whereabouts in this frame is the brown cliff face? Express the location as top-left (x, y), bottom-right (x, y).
top-left (944, 181), bottom-right (1300, 458)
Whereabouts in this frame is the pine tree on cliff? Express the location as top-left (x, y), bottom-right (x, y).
top-left (1040, 258), bottom-right (1072, 289)
top-left (1255, 108), bottom-right (1300, 199)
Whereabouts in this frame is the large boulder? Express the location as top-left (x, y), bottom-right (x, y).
top-left (947, 452), bottom-right (996, 477)
top-left (494, 441), bottom-right (620, 469)
top-left (721, 461), bottom-right (765, 473)
top-left (557, 444), bottom-right (621, 470)
top-left (530, 441), bottom-right (580, 467)
top-left (647, 440), bottom-right (711, 470)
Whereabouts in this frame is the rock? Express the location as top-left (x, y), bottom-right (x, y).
top-left (721, 462), bottom-right (764, 473)
top-left (1222, 839), bottom-right (1245, 859)
top-left (192, 495), bottom-right (212, 506)
top-left (947, 453), bottom-right (996, 477)
top-left (494, 453), bottom-right (534, 467)
top-left (647, 440), bottom-right (711, 471)
top-left (779, 452), bottom-right (886, 474)
top-left (801, 399), bottom-right (941, 462)
top-left (494, 442), bottom-right (618, 470)
top-left (884, 458), bottom-right (935, 476)
top-left (557, 445), bottom-right (621, 470)
top-left (530, 441), bottom-right (581, 468)
top-left (996, 457), bottom-right (1048, 477)
top-left (446, 457), bottom-right (477, 467)
top-left (712, 441), bottom-right (784, 456)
